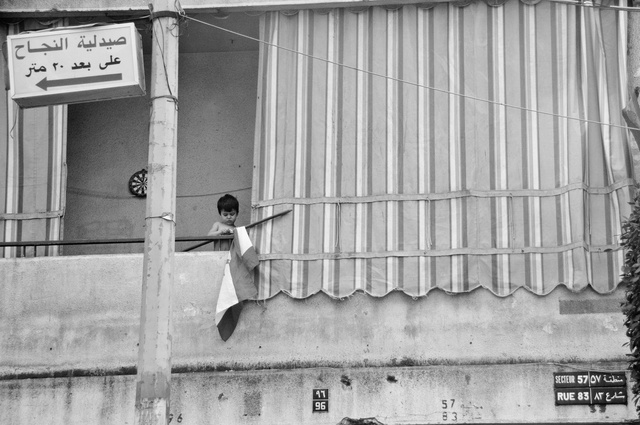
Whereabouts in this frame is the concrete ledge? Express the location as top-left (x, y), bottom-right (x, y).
top-left (0, 363), bottom-right (636, 424)
top-left (0, 1), bottom-right (434, 16)
top-left (0, 253), bottom-right (630, 377)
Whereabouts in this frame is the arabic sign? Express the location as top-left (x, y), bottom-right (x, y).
top-left (553, 371), bottom-right (626, 388)
top-left (555, 387), bottom-right (627, 405)
top-left (6, 23), bottom-right (145, 108)
top-left (553, 372), bottom-right (627, 405)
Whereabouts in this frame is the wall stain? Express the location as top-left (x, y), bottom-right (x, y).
top-left (243, 391), bottom-right (261, 416)
top-left (341, 375), bottom-right (352, 388)
top-left (338, 417), bottom-right (385, 425)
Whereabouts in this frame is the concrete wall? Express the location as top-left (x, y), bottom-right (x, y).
top-left (2, 363), bottom-right (635, 425)
top-left (64, 49), bottom-right (258, 255)
top-left (0, 0), bottom-right (420, 15)
top-left (0, 254), bottom-right (637, 423)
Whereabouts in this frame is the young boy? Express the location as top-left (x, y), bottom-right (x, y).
top-left (208, 194), bottom-right (239, 236)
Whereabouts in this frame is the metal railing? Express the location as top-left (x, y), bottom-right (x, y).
top-left (0, 209), bottom-right (291, 258)
top-left (0, 235), bottom-right (233, 257)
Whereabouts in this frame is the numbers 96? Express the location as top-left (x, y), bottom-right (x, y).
top-left (313, 400), bottom-right (328, 412)
top-left (312, 389), bottom-right (329, 413)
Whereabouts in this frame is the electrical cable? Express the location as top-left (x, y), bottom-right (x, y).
top-left (150, 5), bottom-right (179, 110)
top-left (182, 3), bottom-right (640, 134)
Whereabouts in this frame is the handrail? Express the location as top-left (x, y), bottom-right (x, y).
top-left (0, 235), bottom-right (233, 257)
top-left (1, 209), bottom-right (292, 257)
top-left (0, 236), bottom-right (233, 247)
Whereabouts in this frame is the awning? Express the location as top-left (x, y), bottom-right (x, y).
top-left (250, 2), bottom-right (633, 298)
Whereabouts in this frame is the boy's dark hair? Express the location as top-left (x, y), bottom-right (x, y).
top-left (217, 194), bottom-right (239, 214)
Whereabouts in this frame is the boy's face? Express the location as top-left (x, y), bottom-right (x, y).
top-left (220, 209), bottom-right (237, 226)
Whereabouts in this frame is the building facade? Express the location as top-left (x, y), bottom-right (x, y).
top-left (1, 0), bottom-right (638, 424)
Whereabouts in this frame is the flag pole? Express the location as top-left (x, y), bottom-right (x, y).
top-left (245, 208), bottom-right (292, 229)
top-left (183, 209), bottom-right (292, 252)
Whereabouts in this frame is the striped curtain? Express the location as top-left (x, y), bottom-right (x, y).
top-left (252, 1), bottom-right (633, 299)
top-left (1, 21), bottom-right (67, 258)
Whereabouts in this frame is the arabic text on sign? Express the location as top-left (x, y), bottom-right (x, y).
top-left (15, 33), bottom-right (129, 86)
top-left (554, 387), bottom-right (627, 405)
top-left (15, 35), bottom-right (127, 59)
top-left (553, 371), bottom-right (626, 388)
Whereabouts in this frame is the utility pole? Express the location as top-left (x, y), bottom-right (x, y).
top-left (134, 1), bottom-right (179, 424)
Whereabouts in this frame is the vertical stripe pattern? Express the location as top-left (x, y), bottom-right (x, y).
top-left (1, 21), bottom-right (67, 258)
top-left (251, 3), bottom-right (632, 299)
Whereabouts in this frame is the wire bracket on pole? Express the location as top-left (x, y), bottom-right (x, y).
top-left (145, 212), bottom-right (176, 224)
top-left (149, 95), bottom-right (179, 110)
top-left (148, 4), bottom-right (181, 21)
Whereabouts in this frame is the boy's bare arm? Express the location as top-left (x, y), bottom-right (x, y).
top-left (208, 222), bottom-right (222, 236)
top-left (208, 222), bottom-right (234, 236)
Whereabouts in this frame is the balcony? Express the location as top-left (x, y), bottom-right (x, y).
top-left (0, 251), bottom-right (634, 424)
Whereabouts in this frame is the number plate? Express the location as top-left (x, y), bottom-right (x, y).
top-left (312, 400), bottom-right (328, 412)
top-left (312, 389), bottom-right (329, 412)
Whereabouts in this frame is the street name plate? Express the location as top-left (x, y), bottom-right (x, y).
top-left (6, 23), bottom-right (145, 108)
top-left (555, 387), bottom-right (627, 405)
top-left (554, 372), bottom-right (627, 405)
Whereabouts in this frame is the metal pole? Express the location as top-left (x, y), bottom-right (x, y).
top-left (134, 1), bottom-right (179, 424)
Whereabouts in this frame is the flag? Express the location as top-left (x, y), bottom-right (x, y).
top-left (215, 226), bottom-right (259, 341)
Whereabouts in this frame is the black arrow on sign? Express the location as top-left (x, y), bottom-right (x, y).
top-left (36, 73), bottom-right (123, 91)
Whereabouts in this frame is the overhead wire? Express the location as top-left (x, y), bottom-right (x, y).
top-left (148, 3), bottom-right (181, 109)
top-left (548, 0), bottom-right (640, 11)
top-left (11, 2), bottom-right (636, 132)
top-left (182, 2), bottom-right (640, 134)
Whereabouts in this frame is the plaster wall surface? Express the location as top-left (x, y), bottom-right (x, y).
top-left (0, 253), bottom-right (630, 376)
top-left (0, 254), bottom-right (636, 423)
top-left (0, 364), bottom-right (636, 424)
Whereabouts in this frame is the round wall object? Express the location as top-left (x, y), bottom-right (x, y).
top-left (128, 169), bottom-right (147, 197)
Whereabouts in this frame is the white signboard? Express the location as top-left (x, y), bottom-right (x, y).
top-left (6, 23), bottom-right (145, 108)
